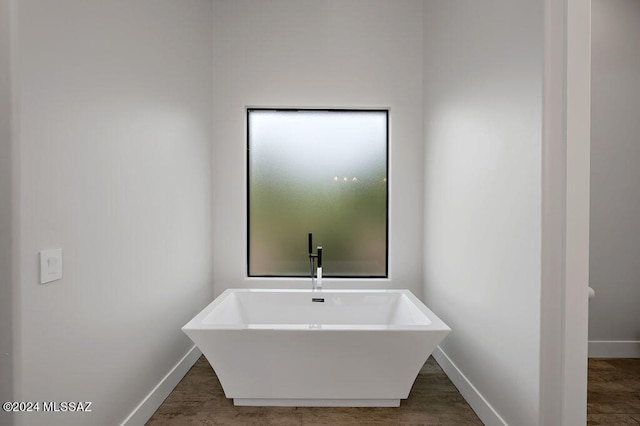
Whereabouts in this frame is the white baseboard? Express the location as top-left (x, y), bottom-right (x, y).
top-left (588, 341), bottom-right (640, 358)
top-left (121, 345), bottom-right (202, 426)
top-left (432, 346), bottom-right (507, 426)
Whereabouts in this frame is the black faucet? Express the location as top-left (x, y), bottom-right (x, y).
top-left (308, 233), bottom-right (323, 290)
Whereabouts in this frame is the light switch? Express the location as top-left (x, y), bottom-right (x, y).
top-left (40, 248), bottom-right (63, 284)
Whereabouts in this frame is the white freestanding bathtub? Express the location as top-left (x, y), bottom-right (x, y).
top-left (182, 288), bottom-right (450, 407)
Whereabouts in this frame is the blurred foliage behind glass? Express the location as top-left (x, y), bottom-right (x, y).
top-left (248, 110), bottom-right (388, 277)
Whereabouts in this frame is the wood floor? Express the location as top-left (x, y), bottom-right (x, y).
top-left (587, 358), bottom-right (640, 425)
top-left (146, 356), bottom-right (640, 425)
top-left (146, 356), bottom-right (482, 425)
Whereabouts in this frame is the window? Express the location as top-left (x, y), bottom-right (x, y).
top-left (247, 109), bottom-right (388, 277)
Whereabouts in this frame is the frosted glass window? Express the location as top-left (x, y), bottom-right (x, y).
top-left (248, 109), bottom-right (388, 277)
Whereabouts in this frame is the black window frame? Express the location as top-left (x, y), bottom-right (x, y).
top-left (246, 107), bottom-right (389, 278)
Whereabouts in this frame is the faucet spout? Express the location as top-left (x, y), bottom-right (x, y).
top-left (316, 246), bottom-right (322, 290)
top-left (307, 233), bottom-right (323, 291)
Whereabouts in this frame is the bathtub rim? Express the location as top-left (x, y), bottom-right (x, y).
top-left (182, 288), bottom-right (451, 332)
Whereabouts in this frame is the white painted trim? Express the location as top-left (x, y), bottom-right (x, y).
top-left (432, 347), bottom-right (507, 426)
top-left (120, 345), bottom-right (202, 426)
top-left (539, 0), bottom-right (567, 423)
top-left (562, 1), bottom-right (591, 425)
top-left (588, 341), bottom-right (640, 358)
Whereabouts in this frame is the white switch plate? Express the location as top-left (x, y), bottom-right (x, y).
top-left (40, 248), bottom-right (62, 284)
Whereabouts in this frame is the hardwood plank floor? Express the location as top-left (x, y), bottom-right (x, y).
top-left (147, 356), bottom-right (640, 425)
top-left (146, 356), bottom-right (482, 425)
top-left (587, 358), bottom-right (640, 426)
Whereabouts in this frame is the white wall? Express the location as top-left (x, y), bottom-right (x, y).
top-left (422, 1), bottom-right (543, 425)
top-left (589, 0), bottom-right (640, 358)
top-left (1, 2), bottom-right (593, 425)
top-left (0, 0), bottom-right (14, 424)
top-left (12, 1), bottom-right (213, 425)
top-left (212, 0), bottom-right (425, 296)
